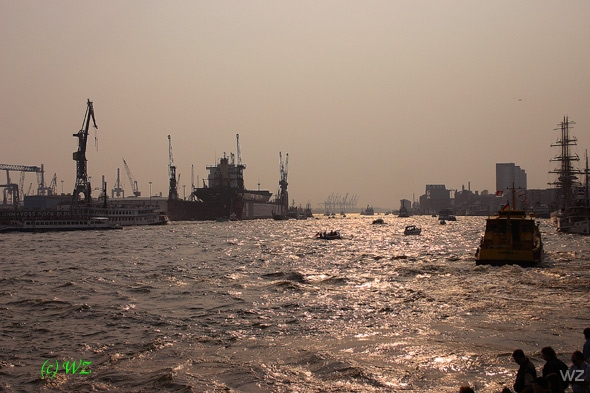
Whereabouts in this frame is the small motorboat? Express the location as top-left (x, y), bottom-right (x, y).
top-left (440, 220), bottom-right (446, 225)
top-left (316, 230), bottom-right (342, 240)
top-left (403, 225), bottom-right (422, 235)
top-left (372, 218), bottom-right (385, 225)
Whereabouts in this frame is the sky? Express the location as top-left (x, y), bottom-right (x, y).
top-left (2, 1), bottom-right (590, 210)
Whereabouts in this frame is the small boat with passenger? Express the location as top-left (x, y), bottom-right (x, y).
top-left (315, 230), bottom-right (342, 240)
top-left (403, 225), bottom-right (421, 235)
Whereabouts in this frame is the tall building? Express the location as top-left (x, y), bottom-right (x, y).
top-left (496, 163), bottom-right (527, 192)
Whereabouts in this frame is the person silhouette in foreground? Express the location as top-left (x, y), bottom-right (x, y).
top-left (540, 347), bottom-right (569, 390)
top-left (532, 377), bottom-right (550, 393)
top-left (545, 373), bottom-right (566, 393)
top-left (512, 349), bottom-right (537, 393)
top-left (568, 350), bottom-right (590, 393)
top-left (459, 386), bottom-right (475, 393)
top-left (584, 328), bottom-right (590, 362)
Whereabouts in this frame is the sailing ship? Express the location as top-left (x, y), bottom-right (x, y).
top-left (475, 187), bottom-right (543, 267)
top-left (549, 117), bottom-right (590, 234)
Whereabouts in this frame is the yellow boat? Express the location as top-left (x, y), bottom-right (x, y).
top-left (475, 208), bottom-right (543, 267)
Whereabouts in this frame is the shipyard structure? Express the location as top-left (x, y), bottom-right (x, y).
top-left (166, 134), bottom-right (289, 221)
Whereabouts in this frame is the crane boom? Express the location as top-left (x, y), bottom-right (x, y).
top-left (278, 152), bottom-right (289, 215)
top-left (168, 135), bottom-right (178, 200)
top-left (72, 99), bottom-right (98, 204)
top-left (122, 158), bottom-right (141, 196)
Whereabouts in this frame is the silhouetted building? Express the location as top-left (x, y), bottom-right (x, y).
top-left (496, 163), bottom-right (527, 192)
top-left (419, 185), bottom-right (451, 214)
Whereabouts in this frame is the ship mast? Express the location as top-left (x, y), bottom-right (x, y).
top-left (549, 116), bottom-right (580, 211)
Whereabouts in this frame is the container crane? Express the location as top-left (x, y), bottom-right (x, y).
top-left (168, 135), bottom-right (178, 200)
top-left (122, 158), bottom-right (140, 197)
top-left (72, 99), bottom-right (97, 204)
top-left (0, 163), bottom-right (44, 206)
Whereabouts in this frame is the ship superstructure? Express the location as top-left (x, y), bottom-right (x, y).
top-left (167, 134), bottom-right (282, 221)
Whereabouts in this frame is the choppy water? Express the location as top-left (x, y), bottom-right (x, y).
top-left (0, 215), bottom-right (588, 392)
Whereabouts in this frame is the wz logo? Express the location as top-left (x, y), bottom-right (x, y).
top-left (40, 359), bottom-right (92, 378)
top-left (559, 369), bottom-right (585, 382)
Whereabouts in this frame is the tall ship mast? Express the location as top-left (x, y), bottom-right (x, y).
top-left (549, 116), bottom-right (590, 234)
top-left (549, 116), bottom-right (580, 212)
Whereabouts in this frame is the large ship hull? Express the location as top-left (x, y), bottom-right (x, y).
top-left (167, 194), bottom-right (281, 221)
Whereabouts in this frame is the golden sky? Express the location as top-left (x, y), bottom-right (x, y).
top-left (1, 1), bottom-right (589, 209)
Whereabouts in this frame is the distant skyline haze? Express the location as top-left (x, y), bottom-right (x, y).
top-left (1, 1), bottom-right (589, 209)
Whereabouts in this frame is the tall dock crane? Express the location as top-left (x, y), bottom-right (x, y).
top-left (236, 134), bottom-right (245, 189)
top-left (278, 152), bottom-right (289, 215)
top-left (122, 158), bottom-right (140, 196)
top-left (168, 135), bottom-right (179, 200)
top-left (72, 99), bottom-right (97, 204)
top-left (112, 168), bottom-right (124, 198)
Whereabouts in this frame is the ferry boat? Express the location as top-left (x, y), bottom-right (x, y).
top-left (74, 202), bottom-right (169, 226)
top-left (0, 215), bottom-right (121, 232)
top-left (475, 191), bottom-right (543, 267)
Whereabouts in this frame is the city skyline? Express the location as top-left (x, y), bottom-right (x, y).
top-left (2, 1), bottom-right (589, 209)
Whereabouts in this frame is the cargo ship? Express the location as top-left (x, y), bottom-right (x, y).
top-left (166, 135), bottom-right (287, 221)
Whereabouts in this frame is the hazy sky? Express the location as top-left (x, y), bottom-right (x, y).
top-left (2, 1), bottom-right (590, 209)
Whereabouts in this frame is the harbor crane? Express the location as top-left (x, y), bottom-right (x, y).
top-left (168, 135), bottom-right (179, 200)
top-left (277, 152), bottom-right (289, 215)
top-left (72, 99), bottom-right (98, 204)
top-left (122, 158), bottom-right (140, 197)
top-left (112, 168), bottom-right (125, 198)
top-left (236, 134), bottom-right (245, 189)
top-left (0, 163), bottom-right (45, 207)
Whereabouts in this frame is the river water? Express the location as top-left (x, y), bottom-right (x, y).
top-left (0, 215), bottom-right (588, 392)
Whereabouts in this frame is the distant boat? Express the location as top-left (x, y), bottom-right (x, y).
top-left (316, 230), bottom-right (342, 240)
top-left (438, 208), bottom-right (456, 221)
top-left (403, 225), bottom-right (421, 235)
top-left (372, 218), bottom-right (384, 225)
top-left (398, 200), bottom-right (410, 217)
top-left (360, 205), bottom-right (374, 216)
